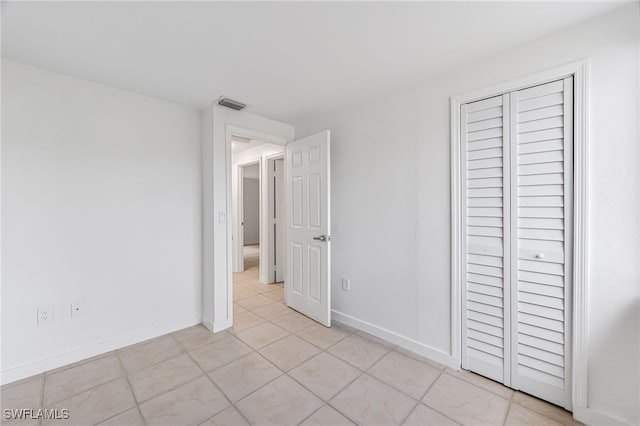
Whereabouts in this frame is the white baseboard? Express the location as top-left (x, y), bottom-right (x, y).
top-left (331, 310), bottom-right (460, 370)
top-left (202, 316), bottom-right (232, 333)
top-left (202, 316), bottom-right (215, 332)
top-left (1, 314), bottom-right (201, 385)
top-left (574, 406), bottom-right (635, 426)
top-left (213, 318), bottom-right (232, 332)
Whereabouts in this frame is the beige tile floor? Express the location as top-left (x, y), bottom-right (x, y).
top-left (1, 247), bottom-right (581, 426)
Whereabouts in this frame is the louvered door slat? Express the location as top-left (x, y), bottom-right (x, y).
top-left (468, 273), bottom-right (503, 287)
top-left (518, 104), bottom-right (564, 123)
top-left (519, 139), bottom-right (564, 155)
top-left (518, 259), bottom-right (565, 276)
top-left (518, 334), bottom-right (564, 356)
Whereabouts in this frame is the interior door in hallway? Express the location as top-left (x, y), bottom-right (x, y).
top-left (273, 158), bottom-right (285, 283)
top-left (285, 130), bottom-right (331, 326)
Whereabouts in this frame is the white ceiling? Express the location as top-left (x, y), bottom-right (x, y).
top-left (242, 164), bottom-right (260, 180)
top-left (1, 1), bottom-right (625, 123)
top-left (232, 139), bottom-right (264, 154)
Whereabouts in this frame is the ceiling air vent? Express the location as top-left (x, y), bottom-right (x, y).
top-left (217, 97), bottom-right (246, 111)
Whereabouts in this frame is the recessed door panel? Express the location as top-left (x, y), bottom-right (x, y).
top-left (308, 173), bottom-right (321, 230)
top-left (292, 177), bottom-right (303, 228)
top-left (291, 242), bottom-right (303, 294)
top-left (308, 245), bottom-right (322, 302)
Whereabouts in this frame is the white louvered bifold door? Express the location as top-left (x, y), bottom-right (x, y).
top-left (462, 78), bottom-right (573, 409)
top-left (510, 78), bottom-right (573, 408)
top-left (461, 93), bottom-right (512, 385)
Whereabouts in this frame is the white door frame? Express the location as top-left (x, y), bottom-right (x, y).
top-left (450, 60), bottom-right (589, 411)
top-left (235, 159), bottom-right (260, 273)
top-left (225, 125), bottom-right (287, 322)
top-left (227, 126), bottom-right (287, 278)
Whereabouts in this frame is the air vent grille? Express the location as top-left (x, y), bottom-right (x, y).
top-left (217, 97), bottom-right (246, 111)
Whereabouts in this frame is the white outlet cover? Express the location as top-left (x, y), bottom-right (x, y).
top-left (37, 306), bottom-right (54, 325)
top-left (71, 302), bottom-right (83, 317)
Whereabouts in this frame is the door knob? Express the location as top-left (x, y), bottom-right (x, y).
top-left (535, 253), bottom-right (545, 259)
top-left (313, 235), bottom-right (330, 242)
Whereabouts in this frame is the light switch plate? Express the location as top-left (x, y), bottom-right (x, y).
top-left (341, 278), bottom-right (351, 291)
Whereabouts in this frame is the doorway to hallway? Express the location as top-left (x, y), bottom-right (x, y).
top-left (232, 139), bottom-right (285, 285)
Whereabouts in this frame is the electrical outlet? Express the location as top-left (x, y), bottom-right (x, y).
top-left (37, 306), bottom-right (54, 325)
top-left (341, 278), bottom-right (351, 291)
top-left (70, 302), bottom-right (84, 317)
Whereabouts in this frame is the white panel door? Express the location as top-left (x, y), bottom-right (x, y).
top-left (285, 131), bottom-right (331, 326)
top-left (461, 94), bottom-right (511, 384)
top-left (511, 78), bottom-right (573, 408)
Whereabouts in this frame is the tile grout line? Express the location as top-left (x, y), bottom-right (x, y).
top-left (182, 346), bottom-right (249, 426)
top-left (41, 355), bottom-right (123, 407)
top-left (39, 373), bottom-right (45, 426)
top-left (288, 352), bottom-right (363, 404)
top-left (41, 350), bottom-right (115, 378)
top-left (284, 334), bottom-right (408, 424)
top-left (218, 357), bottom-right (290, 424)
top-left (50, 377), bottom-right (126, 425)
top-left (322, 372), bottom-right (366, 426)
top-left (295, 403), bottom-right (327, 426)
top-left (442, 369), bottom-right (516, 402)
top-left (380, 355), bottom-right (444, 425)
top-left (226, 348), bottom-right (294, 421)
top-left (296, 324), bottom-right (356, 353)
top-left (234, 304), bottom-right (354, 353)
top-left (105, 332), bottom-right (225, 425)
top-left (361, 351), bottom-right (442, 423)
top-left (503, 402), bottom-right (514, 426)
top-left (112, 352), bottom-right (148, 426)
top-left (405, 368), bottom-right (464, 426)
top-left (118, 336), bottom-right (200, 405)
top-left (324, 337), bottom-right (394, 374)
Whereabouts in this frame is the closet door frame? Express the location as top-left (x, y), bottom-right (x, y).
top-left (450, 60), bottom-right (589, 411)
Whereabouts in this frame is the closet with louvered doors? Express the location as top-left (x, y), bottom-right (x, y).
top-left (461, 77), bottom-right (573, 409)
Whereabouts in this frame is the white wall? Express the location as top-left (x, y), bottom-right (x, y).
top-left (1, 60), bottom-right (202, 383)
top-left (242, 177), bottom-right (260, 245)
top-left (294, 5), bottom-right (639, 425)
